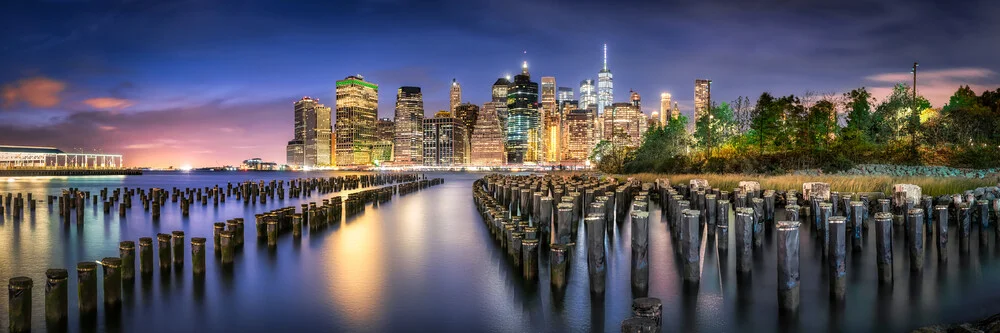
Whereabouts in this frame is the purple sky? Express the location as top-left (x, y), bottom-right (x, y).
top-left (2, 0), bottom-right (999, 167)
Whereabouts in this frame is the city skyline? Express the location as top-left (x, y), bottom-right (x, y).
top-left (2, 0), bottom-right (999, 167)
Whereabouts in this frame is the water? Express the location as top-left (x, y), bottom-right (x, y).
top-left (1, 171), bottom-right (999, 332)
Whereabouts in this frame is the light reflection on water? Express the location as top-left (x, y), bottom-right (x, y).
top-left (0, 171), bottom-right (999, 332)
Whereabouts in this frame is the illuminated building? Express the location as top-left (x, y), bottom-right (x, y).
top-left (454, 103), bottom-right (479, 140)
top-left (450, 79), bottom-right (461, 113)
top-left (563, 104), bottom-right (595, 163)
top-left (286, 141), bottom-right (304, 167)
top-left (241, 158), bottom-right (278, 171)
top-left (604, 101), bottom-right (644, 148)
top-left (596, 44), bottom-right (614, 116)
top-left (660, 93), bottom-right (674, 122)
top-left (650, 111), bottom-right (661, 128)
top-left (0, 145), bottom-right (124, 169)
top-left (470, 102), bottom-right (505, 166)
top-left (695, 79), bottom-right (711, 120)
top-left (286, 96), bottom-right (331, 167)
top-left (505, 62), bottom-right (540, 164)
top-left (377, 118), bottom-right (394, 142)
top-left (371, 141), bottom-right (393, 166)
top-left (393, 86), bottom-right (424, 165)
top-left (579, 79), bottom-right (596, 110)
top-left (557, 87), bottom-right (573, 102)
top-left (423, 111), bottom-right (468, 166)
top-left (335, 75), bottom-right (378, 167)
top-left (540, 76), bottom-right (559, 163)
top-left (492, 77), bottom-right (510, 131)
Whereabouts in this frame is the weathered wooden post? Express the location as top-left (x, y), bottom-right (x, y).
top-left (682, 209), bottom-right (701, 284)
top-left (631, 211), bottom-right (649, 291)
top-left (522, 239), bottom-right (539, 281)
top-left (777, 221), bottom-right (800, 313)
top-left (119, 241), bottom-right (135, 281)
top-left (138, 237), bottom-right (153, 275)
top-left (978, 199), bottom-right (989, 247)
top-left (908, 208), bottom-right (924, 272)
top-left (157, 233), bottom-right (172, 271)
top-left (850, 201), bottom-right (864, 252)
top-left (751, 198), bottom-right (764, 247)
top-left (45, 269), bottom-right (68, 328)
top-left (101, 257), bottom-right (122, 306)
top-left (631, 297), bottom-right (662, 330)
top-left (78, 262), bottom-right (98, 316)
top-left (220, 230), bottom-right (235, 265)
top-left (191, 237), bottom-right (206, 275)
top-left (705, 194), bottom-right (718, 231)
top-left (959, 205), bottom-right (971, 253)
top-left (555, 203), bottom-right (573, 245)
top-left (829, 216), bottom-right (847, 301)
top-left (8, 277), bottom-right (32, 332)
top-left (922, 196), bottom-right (934, 234)
top-left (171, 231), bottom-right (185, 267)
top-left (735, 208), bottom-right (753, 274)
top-left (621, 317), bottom-right (658, 333)
top-left (267, 220), bottom-right (278, 247)
top-left (585, 214), bottom-right (606, 295)
top-left (875, 212), bottom-right (893, 284)
top-left (935, 205), bottom-right (949, 262)
top-left (550, 244), bottom-right (569, 290)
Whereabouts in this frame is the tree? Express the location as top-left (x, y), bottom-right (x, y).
top-left (625, 115), bottom-right (690, 173)
top-left (804, 99), bottom-right (838, 149)
top-left (749, 92), bottom-right (783, 155)
top-left (693, 101), bottom-right (738, 152)
top-left (843, 88), bottom-right (874, 142)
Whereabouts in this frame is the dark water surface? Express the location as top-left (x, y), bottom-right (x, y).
top-left (1, 171), bottom-right (999, 332)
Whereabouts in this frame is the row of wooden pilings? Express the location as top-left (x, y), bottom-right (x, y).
top-left (472, 174), bottom-right (1000, 332)
top-left (4, 175), bottom-right (440, 332)
top-left (0, 174), bottom-right (414, 224)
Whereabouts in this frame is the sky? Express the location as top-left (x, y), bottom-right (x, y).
top-left (1, 0), bottom-right (999, 168)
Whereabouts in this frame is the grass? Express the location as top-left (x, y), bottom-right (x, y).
top-left (603, 173), bottom-right (999, 197)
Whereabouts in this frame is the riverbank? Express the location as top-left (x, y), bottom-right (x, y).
top-left (0, 169), bottom-right (142, 177)
top-left (913, 313), bottom-right (1000, 332)
top-left (605, 173), bottom-right (999, 197)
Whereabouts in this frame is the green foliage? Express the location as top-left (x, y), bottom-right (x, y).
top-left (617, 84), bottom-right (1000, 176)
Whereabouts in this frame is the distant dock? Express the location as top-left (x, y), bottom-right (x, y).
top-left (0, 169), bottom-right (142, 177)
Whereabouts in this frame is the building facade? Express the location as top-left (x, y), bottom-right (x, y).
top-left (596, 44), bottom-right (614, 116)
top-left (470, 102), bottom-right (506, 166)
top-left (540, 76), bottom-right (559, 163)
top-left (393, 86), bottom-right (424, 165)
top-left (694, 79), bottom-right (711, 120)
top-left (505, 62), bottom-right (540, 164)
top-left (660, 93), bottom-right (674, 122)
top-left (604, 102), bottom-right (644, 148)
top-left (450, 79), bottom-right (461, 113)
top-left (563, 105), bottom-right (595, 163)
top-left (557, 87), bottom-right (574, 102)
top-left (491, 77), bottom-right (510, 131)
top-left (423, 111), bottom-right (468, 166)
top-left (579, 79), bottom-right (596, 110)
top-left (454, 103), bottom-right (479, 140)
top-left (335, 75), bottom-right (378, 167)
top-left (286, 96), bottom-right (331, 167)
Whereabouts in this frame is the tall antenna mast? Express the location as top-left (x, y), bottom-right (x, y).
top-left (602, 43), bottom-right (607, 71)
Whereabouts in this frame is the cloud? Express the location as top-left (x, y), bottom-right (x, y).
top-left (98, 125), bottom-right (117, 131)
top-left (83, 97), bottom-right (134, 110)
top-left (1, 76), bottom-right (66, 108)
top-left (864, 67), bottom-right (999, 107)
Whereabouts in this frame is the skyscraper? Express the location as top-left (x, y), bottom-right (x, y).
top-left (605, 101), bottom-right (644, 148)
top-left (454, 102), bottom-right (479, 140)
top-left (563, 102), bottom-right (595, 163)
top-left (557, 87), bottom-right (574, 102)
top-left (377, 118), bottom-right (394, 142)
top-left (335, 75), bottom-right (378, 167)
top-left (471, 102), bottom-right (505, 166)
top-left (450, 79), bottom-right (461, 113)
top-left (393, 86), bottom-right (424, 165)
top-left (423, 111), bottom-right (468, 166)
top-left (596, 44), bottom-right (614, 116)
top-left (373, 117), bottom-right (394, 164)
top-left (579, 79), bottom-right (596, 110)
top-left (492, 77), bottom-right (510, 131)
top-left (660, 93), bottom-right (673, 123)
top-left (540, 76), bottom-right (559, 163)
top-left (285, 96), bottom-right (331, 167)
top-left (505, 62), bottom-right (539, 164)
top-left (695, 79), bottom-right (711, 120)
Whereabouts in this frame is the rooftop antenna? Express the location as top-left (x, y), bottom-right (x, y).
top-left (603, 43), bottom-right (607, 71)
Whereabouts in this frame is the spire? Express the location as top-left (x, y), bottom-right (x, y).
top-left (521, 61), bottom-right (529, 75)
top-left (602, 43), bottom-right (607, 71)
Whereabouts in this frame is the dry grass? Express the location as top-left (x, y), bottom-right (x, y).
top-left (604, 173), bottom-right (1000, 197)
